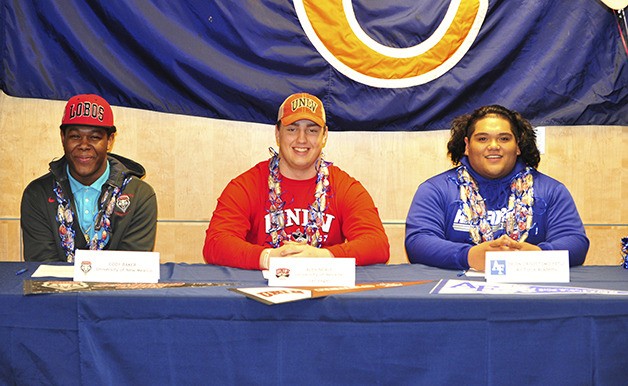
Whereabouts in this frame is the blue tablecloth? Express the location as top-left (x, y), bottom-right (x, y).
top-left (1, 262), bottom-right (628, 385)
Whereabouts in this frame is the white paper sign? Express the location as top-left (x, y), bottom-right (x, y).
top-left (485, 250), bottom-right (569, 283)
top-left (267, 257), bottom-right (355, 287)
top-left (231, 287), bottom-right (313, 305)
top-left (73, 250), bottom-right (160, 283)
top-left (32, 265), bottom-right (75, 278)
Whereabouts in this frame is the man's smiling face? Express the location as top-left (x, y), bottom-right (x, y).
top-left (464, 115), bottom-right (521, 179)
top-left (61, 126), bottom-right (113, 185)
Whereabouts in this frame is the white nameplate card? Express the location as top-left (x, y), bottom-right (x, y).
top-left (485, 250), bottom-right (569, 283)
top-left (73, 250), bottom-right (160, 283)
top-left (267, 257), bottom-right (356, 287)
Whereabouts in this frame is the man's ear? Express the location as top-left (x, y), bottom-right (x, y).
top-left (107, 133), bottom-right (116, 152)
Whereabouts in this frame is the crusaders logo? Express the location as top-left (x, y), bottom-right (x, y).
top-left (294, 0), bottom-right (488, 88)
top-left (116, 195), bottom-right (131, 213)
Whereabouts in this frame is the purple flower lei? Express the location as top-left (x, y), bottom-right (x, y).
top-left (267, 147), bottom-right (331, 248)
top-left (457, 166), bottom-right (534, 244)
top-left (54, 177), bottom-right (132, 262)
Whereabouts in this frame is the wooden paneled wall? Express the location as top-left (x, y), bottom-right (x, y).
top-left (1, 91), bottom-right (626, 265)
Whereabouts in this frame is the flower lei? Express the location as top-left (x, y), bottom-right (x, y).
top-left (621, 237), bottom-right (628, 269)
top-left (457, 166), bottom-right (534, 244)
top-left (54, 176), bottom-right (131, 262)
top-left (267, 147), bottom-right (331, 248)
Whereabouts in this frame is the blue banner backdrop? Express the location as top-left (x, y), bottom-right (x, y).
top-left (0, 0), bottom-right (626, 131)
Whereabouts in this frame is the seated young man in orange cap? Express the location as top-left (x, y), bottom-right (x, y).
top-left (203, 92), bottom-right (390, 270)
top-left (20, 94), bottom-right (158, 262)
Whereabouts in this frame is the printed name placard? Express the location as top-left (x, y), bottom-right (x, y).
top-left (485, 250), bottom-right (569, 283)
top-left (267, 257), bottom-right (355, 287)
top-left (73, 250), bottom-right (160, 283)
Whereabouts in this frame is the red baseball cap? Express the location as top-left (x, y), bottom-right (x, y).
top-left (60, 94), bottom-right (116, 132)
top-left (277, 93), bottom-right (326, 127)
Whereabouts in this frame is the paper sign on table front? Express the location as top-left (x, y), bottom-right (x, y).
top-left (485, 250), bottom-right (569, 283)
top-left (267, 257), bottom-right (355, 287)
top-left (431, 279), bottom-right (628, 295)
top-left (73, 250), bottom-right (160, 283)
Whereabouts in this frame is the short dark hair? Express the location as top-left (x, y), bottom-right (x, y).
top-left (446, 105), bottom-right (540, 168)
top-left (60, 124), bottom-right (116, 136)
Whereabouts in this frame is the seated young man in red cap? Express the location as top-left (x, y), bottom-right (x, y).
top-left (203, 92), bottom-right (390, 270)
top-left (20, 94), bottom-right (158, 262)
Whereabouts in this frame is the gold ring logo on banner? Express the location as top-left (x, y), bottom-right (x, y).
top-left (294, 0), bottom-right (488, 88)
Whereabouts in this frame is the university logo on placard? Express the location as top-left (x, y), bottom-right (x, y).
top-left (80, 260), bottom-right (92, 274)
top-left (275, 268), bottom-right (291, 279)
top-left (490, 260), bottom-right (506, 275)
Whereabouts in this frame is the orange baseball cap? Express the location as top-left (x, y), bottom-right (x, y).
top-left (277, 93), bottom-right (326, 127)
top-left (60, 94), bottom-right (116, 132)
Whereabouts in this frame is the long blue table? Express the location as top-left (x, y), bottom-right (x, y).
top-left (1, 262), bottom-right (628, 385)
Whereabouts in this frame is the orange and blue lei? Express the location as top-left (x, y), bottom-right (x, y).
top-left (456, 165), bottom-right (534, 245)
top-left (54, 177), bottom-right (131, 262)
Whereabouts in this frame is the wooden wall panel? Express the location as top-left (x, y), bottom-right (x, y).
top-left (1, 91), bottom-right (626, 266)
top-left (0, 221), bottom-right (22, 262)
top-left (583, 226), bottom-right (627, 266)
top-left (154, 222), bottom-right (207, 264)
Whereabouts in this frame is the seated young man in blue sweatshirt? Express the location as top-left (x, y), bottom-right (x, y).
top-left (405, 105), bottom-right (589, 271)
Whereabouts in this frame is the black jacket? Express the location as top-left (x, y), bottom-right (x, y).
top-left (20, 153), bottom-right (157, 262)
